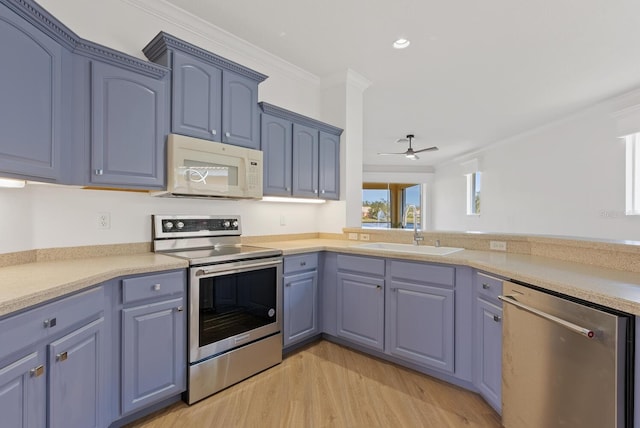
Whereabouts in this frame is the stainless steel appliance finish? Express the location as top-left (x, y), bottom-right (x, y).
top-left (153, 215), bottom-right (283, 404)
top-left (500, 281), bottom-right (633, 428)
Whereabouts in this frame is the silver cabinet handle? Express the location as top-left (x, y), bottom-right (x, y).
top-left (300, 261), bottom-right (306, 266)
top-left (94, 169), bottom-right (103, 176)
top-left (56, 352), bottom-right (68, 362)
top-left (321, 190), bottom-right (325, 194)
top-left (211, 129), bottom-right (217, 135)
top-left (285, 187), bottom-right (290, 191)
top-left (493, 314), bottom-right (501, 322)
top-left (43, 318), bottom-right (57, 328)
top-left (482, 283), bottom-right (490, 289)
top-left (376, 285), bottom-right (382, 290)
top-left (499, 294), bottom-right (595, 339)
top-left (225, 132), bottom-right (231, 137)
top-left (30, 365), bottom-right (44, 377)
top-left (152, 283), bottom-right (161, 291)
top-left (314, 189), bottom-right (318, 194)
top-left (176, 306), bottom-right (184, 312)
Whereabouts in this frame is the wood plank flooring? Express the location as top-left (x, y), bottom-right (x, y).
top-left (126, 340), bottom-right (501, 428)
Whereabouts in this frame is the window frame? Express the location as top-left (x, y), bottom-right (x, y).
top-left (625, 133), bottom-right (640, 215)
top-left (466, 172), bottom-right (481, 216)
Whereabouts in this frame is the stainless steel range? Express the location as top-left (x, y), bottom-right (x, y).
top-left (152, 215), bottom-right (283, 404)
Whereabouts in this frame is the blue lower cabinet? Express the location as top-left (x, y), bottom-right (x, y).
top-left (386, 280), bottom-right (455, 373)
top-left (283, 271), bottom-right (318, 347)
top-left (48, 318), bottom-right (104, 428)
top-left (336, 272), bottom-right (385, 351)
top-left (0, 351), bottom-right (46, 428)
top-left (121, 297), bottom-right (186, 414)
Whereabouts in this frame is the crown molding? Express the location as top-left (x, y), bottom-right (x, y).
top-left (123, 0), bottom-right (321, 87)
top-left (2, 0), bottom-right (168, 78)
top-left (260, 102), bottom-right (343, 136)
top-left (143, 31), bottom-right (267, 82)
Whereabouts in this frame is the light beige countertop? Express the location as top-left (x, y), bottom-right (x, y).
top-left (0, 253), bottom-right (187, 317)
top-left (1, 238), bottom-right (639, 318)
top-left (258, 239), bottom-right (640, 316)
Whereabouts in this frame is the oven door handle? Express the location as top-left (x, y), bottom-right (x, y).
top-left (195, 259), bottom-right (282, 277)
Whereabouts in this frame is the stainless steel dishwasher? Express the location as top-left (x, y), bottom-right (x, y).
top-left (500, 281), bottom-right (634, 428)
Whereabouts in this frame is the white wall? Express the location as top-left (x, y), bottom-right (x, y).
top-left (432, 99), bottom-right (640, 241)
top-left (0, 0), bottom-right (339, 254)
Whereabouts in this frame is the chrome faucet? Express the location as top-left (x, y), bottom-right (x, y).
top-left (403, 205), bottom-right (424, 245)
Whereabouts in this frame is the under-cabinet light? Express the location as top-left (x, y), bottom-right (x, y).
top-left (0, 177), bottom-right (26, 188)
top-left (261, 196), bottom-right (326, 204)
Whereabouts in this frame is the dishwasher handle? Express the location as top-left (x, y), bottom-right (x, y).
top-left (499, 294), bottom-right (595, 339)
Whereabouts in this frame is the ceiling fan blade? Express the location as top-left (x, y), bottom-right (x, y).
top-left (395, 138), bottom-right (409, 144)
top-left (413, 146), bottom-right (439, 154)
top-left (377, 152), bottom-right (407, 155)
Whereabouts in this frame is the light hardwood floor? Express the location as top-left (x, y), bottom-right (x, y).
top-left (127, 340), bottom-right (501, 428)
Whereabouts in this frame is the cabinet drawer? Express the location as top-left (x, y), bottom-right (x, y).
top-left (284, 253), bottom-right (318, 274)
top-left (337, 254), bottom-right (385, 277)
top-left (122, 270), bottom-right (185, 304)
top-left (0, 286), bottom-right (103, 362)
top-left (389, 260), bottom-right (455, 288)
top-left (475, 272), bottom-right (504, 302)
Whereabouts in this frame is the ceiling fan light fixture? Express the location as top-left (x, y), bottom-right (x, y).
top-left (406, 153), bottom-right (418, 160)
top-left (393, 38), bottom-right (410, 49)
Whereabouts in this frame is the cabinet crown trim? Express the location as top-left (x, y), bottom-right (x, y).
top-left (260, 102), bottom-right (343, 136)
top-left (2, 0), bottom-right (169, 79)
top-left (143, 31), bottom-right (268, 83)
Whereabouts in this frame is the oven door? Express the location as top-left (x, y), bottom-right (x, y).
top-left (189, 256), bottom-right (282, 363)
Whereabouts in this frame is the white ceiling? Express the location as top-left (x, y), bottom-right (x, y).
top-left (165, 0), bottom-right (640, 168)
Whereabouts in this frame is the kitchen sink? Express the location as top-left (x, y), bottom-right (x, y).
top-left (354, 242), bottom-right (464, 256)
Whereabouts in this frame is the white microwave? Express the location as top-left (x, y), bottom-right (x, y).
top-left (155, 134), bottom-right (263, 199)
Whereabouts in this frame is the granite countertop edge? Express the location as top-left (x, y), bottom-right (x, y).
top-left (2, 239), bottom-right (640, 317)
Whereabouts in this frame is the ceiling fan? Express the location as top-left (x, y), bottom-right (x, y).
top-left (378, 134), bottom-right (438, 160)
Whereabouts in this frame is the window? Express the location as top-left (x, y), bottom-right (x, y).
top-left (362, 183), bottom-right (422, 228)
top-left (626, 133), bottom-right (640, 215)
top-left (466, 172), bottom-right (481, 215)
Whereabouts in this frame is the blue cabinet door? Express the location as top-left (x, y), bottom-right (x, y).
top-left (0, 2), bottom-right (66, 182)
top-left (261, 114), bottom-right (292, 196)
top-left (121, 297), bottom-right (185, 415)
top-left (48, 318), bottom-right (104, 428)
top-left (0, 351), bottom-right (46, 428)
top-left (283, 271), bottom-right (318, 347)
top-left (318, 131), bottom-right (340, 200)
top-left (475, 298), bottom-right (502, 413)
top-left (292, 123), bottom-right (319, 198)
top-left (387, 279), bottom-right (455, 373)
top-left (90, 61), bottom-right (168, 188)
top-left (336, 272), bottom-right (385, 351)
top-left (171, 50), bottom-right (222, 141)
top-left (222, 71), bottom-right (260, 149)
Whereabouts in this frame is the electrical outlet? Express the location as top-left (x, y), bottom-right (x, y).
top-left (348, 233), bottom-right (359, 240)
top-left (97, 212), bottom-right (110, 230)
top-left (489, 240), bottom-right (507, 251)
top-left (359, 233), bottom-right (370, 241)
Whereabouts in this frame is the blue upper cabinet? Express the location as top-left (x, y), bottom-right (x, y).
top-left (292, 123), bottom-right (319, 198)
top-left (88, 61), bottom-right (169, 188)
top-left (0, 1), bottom-right (72, 183)
top-left (143, 32), bottom-right (267, 150)
top-left (259, 102), bottom-right (343, 199)
top-left (318, 131), bottom-right (340, 200)
top-left (261, 114), bottom-right (293, 196)
top-left (171, 50), bottom-right (222, 141)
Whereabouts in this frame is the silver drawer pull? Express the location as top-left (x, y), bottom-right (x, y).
top-left (225, 132), bottom-right (231, 137)
top-left (152, 284), bottom-right (161, 291)
top-left (176, 306), bottom-right (184, 312)
top-left (300, 261), bottom-right (306, 266)
top-left (493, 314), bottom-right (501, 322)
top-left (56, 352), bottom-right (68, 362)
top-left (211, 129), bottom-right (217, 135)
top-left (94, 169), bottom-right (103, 176)
top-left (30, 365), bottom-right (44, 377)
top-left (43, 318), bottom-right (57, 328)
top-left (499, 294), bottom-right (595, 339)
top-left (376, 285), bottom-right (382, 290)
top-left (482, 283), bottom-right (490, 289)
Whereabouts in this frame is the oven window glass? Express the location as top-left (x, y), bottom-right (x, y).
top-left (198, 267), bottom-right (277, 347)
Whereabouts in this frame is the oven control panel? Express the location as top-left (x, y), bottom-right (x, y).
top-left (153, 215), bottom-right (241, 239)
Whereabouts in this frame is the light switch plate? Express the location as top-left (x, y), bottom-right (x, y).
top-left (489, 240), bottom-right (507, 251)
top-left (359, 233), bottom-right (370, 241)
top-left (348, 233), bottom-right (359, 240)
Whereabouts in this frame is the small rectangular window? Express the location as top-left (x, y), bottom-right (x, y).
top-left (466, 172), bottom-right (481, 215)
top-left (626, 133), bottom-right (640, 215)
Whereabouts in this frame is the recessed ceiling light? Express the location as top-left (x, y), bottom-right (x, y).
top-left (393, 38), bottom-right (410, 49)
